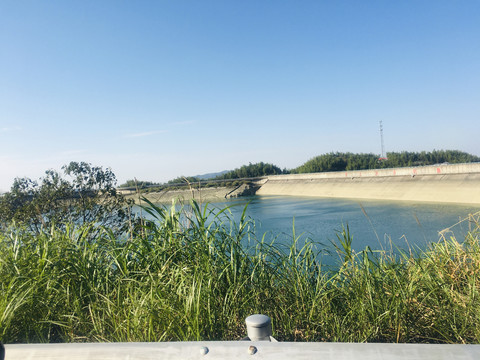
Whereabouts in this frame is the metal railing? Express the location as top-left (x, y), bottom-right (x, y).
top-left (3, 315), bottom-right (480, 360)
top-left (117, 177), bottom-right (266, 192)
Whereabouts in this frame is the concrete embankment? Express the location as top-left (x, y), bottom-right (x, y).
top-left (125, 186), bottom-right (238, 204)
top-left (255, 163), bottom-right (480, 205)
top-left (125, 183), bottom-right (262, 204)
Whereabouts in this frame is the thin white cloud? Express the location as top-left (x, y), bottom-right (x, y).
top-left (124, 130), bottom-right (168, 138)
top-left (0, 126), bottom-right (22, 133)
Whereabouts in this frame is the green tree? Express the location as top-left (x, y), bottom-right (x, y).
top-left (218, 162), bottom-right (283, 180)
top-left (0, 162), bottom-right (133, 234)
top-left (167, 176), bottom-right (199, 185)
top-left (118, 179), bottom-right (159, 189)
top-left (292, 150), bottom-right (480, 174)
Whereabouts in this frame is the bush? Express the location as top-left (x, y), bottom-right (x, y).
top-left (0, 162), bottom-right (133, 235)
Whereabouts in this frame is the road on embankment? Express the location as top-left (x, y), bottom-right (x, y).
top-left (255, 163), bottom-right (480, 205)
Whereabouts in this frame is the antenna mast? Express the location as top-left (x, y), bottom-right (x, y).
top-left (379, 121), bottom-right (387, 160)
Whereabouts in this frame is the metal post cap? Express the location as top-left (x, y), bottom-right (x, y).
top-left (246, 314), bottom-right (271, 328)
top-left (245, 314), bottom-right (272, 341)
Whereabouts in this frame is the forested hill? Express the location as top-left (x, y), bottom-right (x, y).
top-left (127, 162), bottom-right (285, 188)
top-left (216, 162), bottom-right (285, 179)
top-left (292, 150), bottom-right (480, 174)
top-left (158, 162), bottom-right (284, 184)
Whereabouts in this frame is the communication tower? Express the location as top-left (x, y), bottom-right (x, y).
top-left (379, 121), bottom-right (388, 161)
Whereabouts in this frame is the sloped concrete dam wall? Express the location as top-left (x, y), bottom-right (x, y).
top-left (256, 163), bottom-right (480, 204)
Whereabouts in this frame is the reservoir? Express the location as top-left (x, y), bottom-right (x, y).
top-left (134, 164), bottom-right (480, 260)
top-left (205, 195), bottom-right (479, 262)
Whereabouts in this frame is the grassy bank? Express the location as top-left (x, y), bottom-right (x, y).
top-left (1, 201), bottom-right (479, 344)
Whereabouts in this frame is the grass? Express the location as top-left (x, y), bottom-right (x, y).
top-left (1, 200), bottom-right (480, 344)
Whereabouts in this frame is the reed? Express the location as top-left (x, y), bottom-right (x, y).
top-left (0, 201), bottom-right (479, 344)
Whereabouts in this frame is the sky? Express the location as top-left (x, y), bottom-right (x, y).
top-left (1, 1), bottom-right (479, 192)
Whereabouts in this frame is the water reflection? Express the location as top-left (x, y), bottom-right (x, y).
top-left (135, 195), bottom-right (479, 265)
top-left (209, 195), bottom-right (479, 253)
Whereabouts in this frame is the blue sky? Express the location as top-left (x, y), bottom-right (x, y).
top-left (1, 1), bottom-right (479, 191)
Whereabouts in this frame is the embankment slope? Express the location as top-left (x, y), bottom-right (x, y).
top-left (126, 186), bottom-right (237, 204)
top-left (256, 163), bottom-right (480, 204)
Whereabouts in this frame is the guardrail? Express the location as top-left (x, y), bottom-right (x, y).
top-left (3, 315), bottom-right (480, 360)
top-left (6, 341), bottom-right (480, 360)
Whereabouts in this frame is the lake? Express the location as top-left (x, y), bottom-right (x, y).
top-left (206, 195), bottom-right (479, 258)
top-left (137, 195), bottom-right (479, 264)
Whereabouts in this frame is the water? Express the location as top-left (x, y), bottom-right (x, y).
top-left (206, 195), bottom-right (479, 255)
top-left (136, 195), bottom-right (479, 264)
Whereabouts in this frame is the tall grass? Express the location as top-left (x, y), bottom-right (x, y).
top-left (1, 201), bottom-right (480, 344)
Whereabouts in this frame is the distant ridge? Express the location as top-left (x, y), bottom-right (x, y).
top-left (194, 170), bottom-right (230, 180)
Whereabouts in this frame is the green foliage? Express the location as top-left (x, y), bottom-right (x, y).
top-left (118, 180), bottom-right (159, 189)
top-left (0, 162), bottom-right (133, 235)
top-left (167, 176), bottom-right (200, 185)
top-left (1, 203), bottom-right (480, 344)
top-left (145, 164), bottom-right (283, 194)
top-left (293, 150), bottom-right (480, 174)
top-left (292, 152), bottom-right (367, 173)
top-left (383, 150), bottom-right (480, 167)
top-left (217, 162), bottom-right (284, 180)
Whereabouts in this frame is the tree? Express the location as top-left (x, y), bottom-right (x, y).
top-left (118, 179), bottom-right (160, 189)
top-left (0, 162), bottom-right (133, 234)
top-left (217, 162), bottom-right (284, 180)
top-left (292, 150), bottom-right (480, 174)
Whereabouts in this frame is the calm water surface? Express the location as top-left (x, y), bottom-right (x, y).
top-left (207, 195), bottom-right (479, 255)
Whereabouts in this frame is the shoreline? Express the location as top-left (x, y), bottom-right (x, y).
top-left (125, 163), bottom-right (480, 206)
